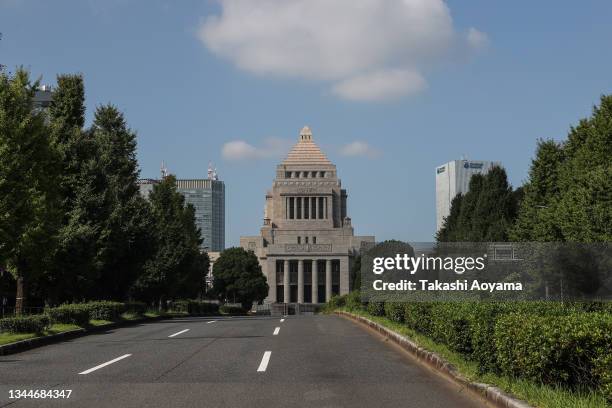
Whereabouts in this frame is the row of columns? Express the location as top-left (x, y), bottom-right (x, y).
top-left (286, 197), bottom-right (328, 220)
top-left (282, 259), bottom-right (333, 303)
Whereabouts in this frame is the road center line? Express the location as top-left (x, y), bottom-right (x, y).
top-left (79, 354), bottom-right (132, 375)
top-left (280, 318), bottom-right (285, 322)
top-left (257, 351), bottom-right (272, 372)
top-left (207, 320), bottom-right (216, 324)
top-left (168, 329), bottom-right (189, 338)
top-left (273, 327), bottom-right (280, 335)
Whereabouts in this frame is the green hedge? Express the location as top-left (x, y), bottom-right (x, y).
top-left (0, 315), bottom-right (50, 334)
top-left (83, 301), bottom-right (126, 321)
top-left (174, 300), bottom-right (220, 315)
top-left (344, 291), bottom-right (363, 311)
top-left (124, 301), bottom-right (147, 315)
top-left (384, 302), bottom-right (405, 323)
top-left (367, 301), bottom-right (385, 316)
top-left (47, 304), bottom-right (90, 326)
top-left (219, 305), bottom-right (247, 315)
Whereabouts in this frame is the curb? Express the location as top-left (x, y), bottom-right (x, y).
top-left (0, 316), bottom-right (164, 356)
top-left (337, 311), bottom-right (533, 408)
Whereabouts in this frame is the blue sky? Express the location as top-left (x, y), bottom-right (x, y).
top-left (1, 0), bottom-right (611, 245)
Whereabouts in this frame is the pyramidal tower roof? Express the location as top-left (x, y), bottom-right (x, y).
top-left (281, 126), bottom-right (333, 166)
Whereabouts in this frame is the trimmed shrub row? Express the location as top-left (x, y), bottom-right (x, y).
top-left (174, 300), bottom-right (220, 316)
top-left (46, 304), bottom-right (90, 326)
top-left (0, 315), bottom-right (50, 334)
top-left (219, 305), bottom-right (247, 315)
top-left (326, 293), bottom-right (612, 400)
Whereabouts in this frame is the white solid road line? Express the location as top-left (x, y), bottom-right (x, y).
top-left (280, 318), bottom-right (285, 322)
top-left (168, 329), bottom-right (189, 338)
top-left (207, 320), bottom-right (216, 324)
top-left (273, 327), bottom-right (280, 335)
top-left (79, 354), bottom-right (132, 375)
top-left (257, 351), bottom-right (272, 372)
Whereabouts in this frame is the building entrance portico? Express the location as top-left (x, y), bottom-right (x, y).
top-left (240, 126), bottom-right (374, 304)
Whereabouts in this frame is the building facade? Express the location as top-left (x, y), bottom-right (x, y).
top-left (176, 176), bottom-right (225, 252)
top-left (435, 159), bottom-right (499, 231)
top-left (138, 165), bottom-right (225, 252)
top-left (240, 126), bottom-right (374, 304)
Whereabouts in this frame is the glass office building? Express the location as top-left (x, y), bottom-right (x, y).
top-left (176, 179), bottom-right (225, 252)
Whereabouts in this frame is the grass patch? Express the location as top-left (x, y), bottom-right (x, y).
top-left (340, 308), bottom-right (609, 408)
top-left (0, 323), bottom-right (81, 346)
top-left (89, 319), bottom-right (114, 327)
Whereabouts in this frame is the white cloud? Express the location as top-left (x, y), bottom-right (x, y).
top-left (198, 0), bottom-right (487, 102)
top-left (467, 27), bottom-right (490, 51)
top-left (339, 141), bottom-right (381, 158)
top-left (222, 137), bottom-right (291, 161)
top-left (332, 69), bottom-right (426, 102)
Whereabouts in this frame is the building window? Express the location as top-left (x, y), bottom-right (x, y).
top-left (303, 171), bottom-right (308, 178)
top-left (286, 171), bottom-right (292, 178)
top-left (319, 171), bottom-right (325, 178)
top-left (294, 171), bottom-right (300, 178)
top-left (304, 196), bottom-right (309, 219)
top-left (297, 236), bottom-right (301, 244)
top-left (305, 236), bottom-right (309, 244)
top-left (318, 197), bottom-right (325, 219)
top-left (313, 236), bottom-right (316, 244)
top-left (311, 171), bottom-right (317, 178)
top-left (296, 197), bottom-right (302, 219)
top-left (289, 197), bottom-right (295, 219)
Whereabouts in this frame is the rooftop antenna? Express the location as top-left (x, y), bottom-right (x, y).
top-left (161, 161), bottom-right (169, 179)
top-left (208, 162), bottom-right (218, 180)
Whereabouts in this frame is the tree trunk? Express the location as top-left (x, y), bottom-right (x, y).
top-left (15, 276), bottom-right (25, 315)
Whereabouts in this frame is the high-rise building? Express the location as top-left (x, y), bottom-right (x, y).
top-left (240, 126), bottom-right (374, 304)
top-left (435, 159), bottom-right (499, 231)
top-left (176, 169), bottom-right (225, 252)
top-left (138, 163), bottom-right (225, 252)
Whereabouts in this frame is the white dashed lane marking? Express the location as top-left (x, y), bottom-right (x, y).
top-left (257, 351), bottom-right (272, 372)
top-left (168, 329), bottom-right (189, 338)
top-left (273, 327), bottom-right (280, 335)
top-left (79, 354), bottom-right (132, 375)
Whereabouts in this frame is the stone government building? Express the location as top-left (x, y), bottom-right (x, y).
top-left (240, 126), bottom-right (375, 304)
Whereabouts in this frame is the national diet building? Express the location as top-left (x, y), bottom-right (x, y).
top-left (240, 126), bottom-right (375, 304)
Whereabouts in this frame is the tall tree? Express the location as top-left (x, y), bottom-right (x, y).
top-left (131, 175), bottom-right (205, 306)
top-left (90, 105), bottom-right (154, 300)
top-left (437, 167), bottom-right (520, 242)
top-left (45, 74), bottom-right (101, 303)
top-left (212, 247), bottom-right (268, 309)
top-left (436, 193), bottom-right (463, 242)
top-left (510, 139), bottom-right (564, 242)
top-left (0, 69), bottom-right (61, 313)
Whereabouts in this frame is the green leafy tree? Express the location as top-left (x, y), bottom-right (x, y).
top-left (45, 74), bottom-right (101, 303)
top-left (0, 69), bottom-right (61, 313)
top-left (212, 247), bottom-right (268, 309)
top-left (510, 139), bottom-right (564, 241)
top-left (437, 167), bottom-right (520, 242)
top-left (436, 193), bottom-right (463, 242)
top-left (131, 175), bottom-right (206, 306)
top-left (90, 105), bottom-right (154, 300)
top-left (350, 254), bottom-right (362, 291)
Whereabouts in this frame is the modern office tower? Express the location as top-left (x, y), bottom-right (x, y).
top-left (435, 159), bottom-right (499, 231)
top-left (240, 126), bottom-right (375, 304)
top-left (138, 163), bottom-right (225, 252)
top-left (176, 165), bottom-right (225, 252)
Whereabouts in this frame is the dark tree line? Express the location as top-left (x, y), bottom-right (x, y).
top-left (437, 94), bottom-right (611, 244)
top-left (0, 69), bottom-right (209, 312)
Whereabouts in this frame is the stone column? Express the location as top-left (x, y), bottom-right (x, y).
top-left (269, 258), bottom-right (276, 302)
top-left (340, 257), bottom-right (349, 295)
top-left (311, 259), bottom-right (318, 303)
top-left (283, 259), bottom-right (289, 303)
top-left (297, 259), bottom-right (304, 304)
top-left (325, 259), bottom-right (332, 302)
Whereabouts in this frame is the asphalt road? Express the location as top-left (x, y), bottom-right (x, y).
top-left (0, 315), bottom-right (488, 408)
